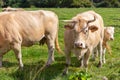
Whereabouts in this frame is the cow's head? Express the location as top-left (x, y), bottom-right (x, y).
top-left (64, 16), bottom-right (98, 49)
top-left (104, 27), bottom-right (115, 41)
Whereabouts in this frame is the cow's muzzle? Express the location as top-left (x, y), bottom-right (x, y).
top-left (74, 42), bottom-right (87, 49)
top-left (110, 37), bottom-right (114, 40)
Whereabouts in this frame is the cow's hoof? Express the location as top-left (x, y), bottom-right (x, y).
top-left (97, 64), bottom-right (102, 68)
top-left (91, 58), bottom-right (96, 61)
top-left (62, 71), bottom-right (68, 76)
top-left (103, 61), bottom-right (106, 64)
top-left (62, 72), bottom-right (67, 76)
top-left (84, 64), bottom-right (88, 68)
top-left (0, 65), bottom-right (2, 68)
top-left (102, 76), bottom-right (108, 80)
top-left (62, 68), bottom-right (68, 76)
top-left (46, 60), bottom-right (54, 67)
top-left (18, 66), bottom-right (24, 70)
top-left (0, 66), bottom-right (2, 69)
top-left (0, 63), bottom-right (2, 68)
top-left (79, 65), bottom-right (83, 68)
top-left (45, 64), bottom-right (51, 67)
top-left (97, 62), bottom-right (102, 68)
top-left (79, 62), bottom-right (84, 68)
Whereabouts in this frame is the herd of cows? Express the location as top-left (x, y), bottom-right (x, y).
top-left (0, 7), bottom-right (115, 75)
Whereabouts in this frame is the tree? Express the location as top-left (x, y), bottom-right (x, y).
top-left (0, 0), bottom-right (3, 7)
top-left (60, 0), bottom-right (72, 7)
top-left (71, 0), bottom-right (92, 7)
top-left (1, 0), bottom-right (120, 8)
top-left (1, 0), bottom-right (8, 7)
top-left (94, 0), bottom-right (120, 7)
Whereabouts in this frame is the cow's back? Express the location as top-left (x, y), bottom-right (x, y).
top-left (0, 10), bottom-right (58, 46)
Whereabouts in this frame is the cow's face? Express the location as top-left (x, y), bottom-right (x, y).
top-left (104, 27), bottom-right (115, 40)
top-left (64, 16), bottom-right (98, 49)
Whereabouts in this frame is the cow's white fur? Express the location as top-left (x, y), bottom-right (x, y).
top-left (0, 10), bottom-right (62, 69)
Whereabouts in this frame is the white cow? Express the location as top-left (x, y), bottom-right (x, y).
top-left (0, 10), bottom-right (62, 69)
top-left (2, 6), bottom-right (25, 12)
top-left (63, 10), bottom-right (104, 74)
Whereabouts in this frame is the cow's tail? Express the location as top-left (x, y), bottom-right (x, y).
top-left (39, 34), bottom-right (63, 54)
top-left (55, 34), bottom-right (63, 54)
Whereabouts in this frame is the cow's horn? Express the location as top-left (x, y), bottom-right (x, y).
top-left (62, 20), bottom-right (77, 23)
top-left (87, 16), bottom-right (96, 24)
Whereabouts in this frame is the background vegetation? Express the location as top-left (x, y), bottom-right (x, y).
top-left (0, 8), bottom-right (120, 80)
top-left (1, 0), bottom-right (120, 8)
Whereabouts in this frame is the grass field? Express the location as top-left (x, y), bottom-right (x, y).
top-left (0, 8), bottom-right (120, 80)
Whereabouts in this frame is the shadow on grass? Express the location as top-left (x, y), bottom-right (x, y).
top-left (55, 56), bottom-right (82, 67)
top-left (55, 56), bottom-right (99, 68)
top-left (2, 61), bottom-right (17, 68)
top-left (8, 56), bottom-right (98, 80)
top-left (10, 58), bottom-right (65, 80)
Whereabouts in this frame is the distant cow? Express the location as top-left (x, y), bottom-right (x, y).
top-left (63, 10), bottom-right (104, 74)
top-left (2, 6), bottom-right (24, 12)
top-left (93, 26), bottom-right (115, 63)
top-left (0, 10), bottom-right (62, 69)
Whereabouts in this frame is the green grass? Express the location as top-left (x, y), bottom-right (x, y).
top-left (0, 8), bottom-right (120, 80)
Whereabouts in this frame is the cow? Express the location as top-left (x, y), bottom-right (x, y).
top-left (93, 26), bottom-right (115, 63)
top-left (63, 10), bottom-right (104, 75)
top-left (2, 6), bottom-right (25, 12)
top-left (0, 10), bottom-right (62, 69)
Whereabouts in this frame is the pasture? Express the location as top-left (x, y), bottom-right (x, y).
top-left (0, 8), bottom-right (120, 80)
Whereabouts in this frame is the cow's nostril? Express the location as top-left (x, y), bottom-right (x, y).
top-left (110, 38), bottom-right (114, 40)
top-left (74, 43), bottom-right (78, 47)
top-left (80, 43), bottom-right (83, 46)
top-left (74, 42), bottom-right (83, 48)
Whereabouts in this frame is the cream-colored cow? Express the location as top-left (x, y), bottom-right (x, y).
top-left (63, 10), bottom-right (104, 74)
top-left (0, 10), bottom-right (62, 69)
top-left (2, 6), bottom-right (24, 12)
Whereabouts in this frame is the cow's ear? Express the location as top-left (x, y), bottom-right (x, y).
top-left (89, 25), bottom-right (98, 32)
top-left (64, 24), bottom-right (74, 30)
top-left (112, 27), bottom-right (115, 30)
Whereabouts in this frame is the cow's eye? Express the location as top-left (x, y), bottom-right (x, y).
top-left (106, 32), bottom-right (110, 35)
top-left (84, 29), bottom-right (88, 34)
top-left (85, 30), bottom-right (88, 32)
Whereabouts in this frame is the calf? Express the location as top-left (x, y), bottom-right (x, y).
top-left (93, 26), bottom-right (115, 63)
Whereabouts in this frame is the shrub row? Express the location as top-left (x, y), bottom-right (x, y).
top-left (1, 0), bottom-right (120, 8)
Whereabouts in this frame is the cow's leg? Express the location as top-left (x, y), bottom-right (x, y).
top-left (12, 43), bottom-right (23, 69)
top-left (0, 49), bottom-right (10, 67)
top-left (46, 35), bottom-right (55, 66)
top-left (98, 41), bottom-right (103, 67)
top-left (0, 53), bottom-right (6, 67)
top-left (79, 49), bottom-right (88, 67)
top-left (63, 49), bottom-right (71, 75)
top-left (102, 47), bottom-right (106, 64)
top-left (79, 57), bottom-right (84, 67)
top-left (0, 56), bottom-right (2, 67)
top-left (83, 50), bottom-right (91, 68)
top-left (92, 47), bottom-right (98, 61)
